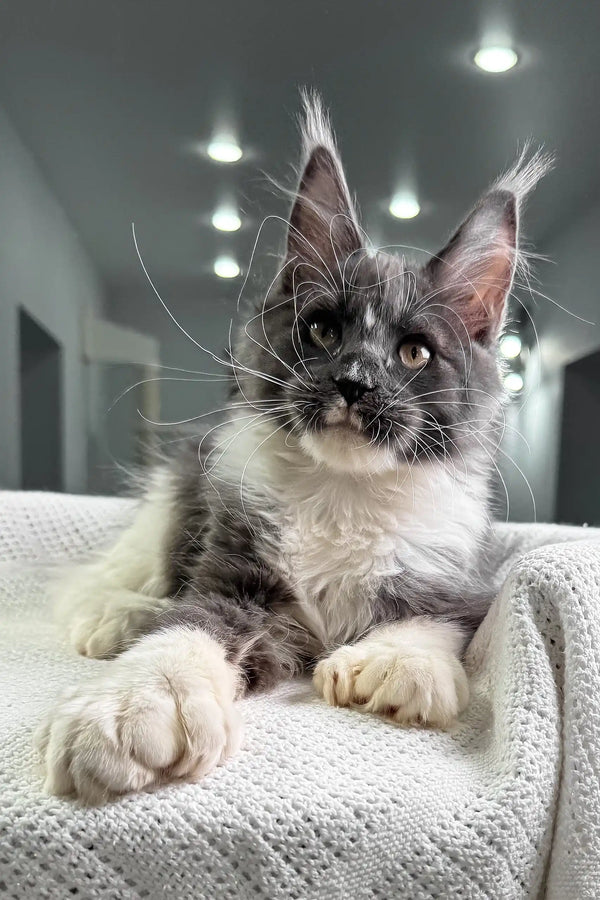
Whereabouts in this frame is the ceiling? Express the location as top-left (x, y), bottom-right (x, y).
top-left (1, 0), bottom-right (599, 305)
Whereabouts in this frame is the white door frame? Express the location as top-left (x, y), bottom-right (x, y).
top-left (82, 313), bottom-right (161, 462)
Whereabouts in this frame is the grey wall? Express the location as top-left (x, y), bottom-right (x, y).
top-left (0, 106), bottom-right (106, 492)
top-left (106, 286), bottom-right (236, 432)
top-left (501, 199), bottom-right (600, 522)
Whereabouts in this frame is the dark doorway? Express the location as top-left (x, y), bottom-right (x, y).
top-left (19, 309), bottom-right (63, 491)
top-left (556, 350), bottom-right (600, 525)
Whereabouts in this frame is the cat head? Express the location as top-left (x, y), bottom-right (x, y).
top-left (234, 93), bottom-right (550, 476)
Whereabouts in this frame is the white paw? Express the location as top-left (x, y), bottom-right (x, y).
top-left (54, 570), bottom-right (170, 658)
top-left (314, 629), bottom-right (469, 728)
top-left (35, 629), bottom-right (241, 803)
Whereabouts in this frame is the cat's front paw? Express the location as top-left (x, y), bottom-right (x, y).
top-left (68, 592), bottom-right (171, 659)
top-left (54, 572), bottom-right (170, 659)
top-left (35, 630), bottom-right (241, 803)
top-left (314, 634), bottom-right (469, 728)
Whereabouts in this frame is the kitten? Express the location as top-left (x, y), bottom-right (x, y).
top-left (36, 94), bottom-right (549, 803)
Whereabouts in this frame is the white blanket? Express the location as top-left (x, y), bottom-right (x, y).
top-left (1, 491), bottom-right (599, 899)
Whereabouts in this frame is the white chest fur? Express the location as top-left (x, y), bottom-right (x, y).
top-left (279, 464), bottom-right (486, 647)
top-left (217, 422), bottom-right (488, 649)
top-left (278, 476), bottom-right (409, 646)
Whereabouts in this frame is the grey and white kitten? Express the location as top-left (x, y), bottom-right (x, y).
top-left (37, 95), bottom-right (549, 803)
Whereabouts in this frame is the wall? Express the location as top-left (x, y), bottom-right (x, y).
top-left (501, 200), bottom-right (600, 522)
top-left (106, 286), bottom-right (236, 432)
top-left (0, 106), bottom-right (105, 492)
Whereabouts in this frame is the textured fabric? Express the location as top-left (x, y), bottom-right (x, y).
top-left (1, 490), bottom-right (599, 899)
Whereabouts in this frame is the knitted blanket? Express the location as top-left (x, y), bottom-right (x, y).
top-left (1, 491), bottom-right (599, 899)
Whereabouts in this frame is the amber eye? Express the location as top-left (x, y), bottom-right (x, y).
top-left (398, 339), bottom-right (432, 370)
top-left (308, 319), bottom-right (341, 350)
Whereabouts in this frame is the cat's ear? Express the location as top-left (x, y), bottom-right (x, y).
top-left (426, 150), bottom-right (552, 345)
top-left (427, 191), bottom-right (517, 344)
top-left (285, 93), bottom-right (362, 290)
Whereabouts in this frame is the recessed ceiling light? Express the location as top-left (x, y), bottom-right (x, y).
top-left (211, 209), bottom-right (242, 232)
top-left (207, 139), bottom-right (243, 163)
top-left (504, 371), bottom-right (524, 393)
top-left (214, 256), bottom-right (240, 278)
top-left (499, 334), bottom-right (522, 359)
top-left (474, 46), bottom-right (519, 73)
top-left (389, 193), bottom-right (421, 220)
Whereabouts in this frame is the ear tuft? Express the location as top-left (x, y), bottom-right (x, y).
top-left (298, 88), bottom-right (339, 166)
top-left (493, 143), bottom-right (554, 206)
top-left (285, 91), bottom-right (362, 291)
top-left (427, 146), bottom-right (552, 345)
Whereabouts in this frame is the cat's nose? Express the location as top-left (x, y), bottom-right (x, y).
top-left (333, 377), bottom-right (375, 406)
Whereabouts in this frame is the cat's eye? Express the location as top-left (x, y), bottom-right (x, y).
top-left (398, 339), bottom-right (431, 370)
top-left (308, 319), bottom-right (341, 351)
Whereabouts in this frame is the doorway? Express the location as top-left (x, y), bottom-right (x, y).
top-left (556, 350), bottom-right (600, 525)
top-left (19, 309), bottom-right (63, 491)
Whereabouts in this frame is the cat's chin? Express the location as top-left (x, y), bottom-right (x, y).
top-left (299, 426), bottom-right (398, 475)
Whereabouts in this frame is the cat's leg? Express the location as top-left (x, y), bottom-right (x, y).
top-left (54, 470), bottom-right (176, 659)
top-left (313, 618), bottom-right (469, 728)
top-left (37, 593), bottom-right (303, 802)
top-left (36, 626), bottom-right (241, 803)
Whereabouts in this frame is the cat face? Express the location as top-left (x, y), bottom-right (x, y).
top-left (234, 95), bottom-right (548, 476)
top-left (269, 253), bottom-right (504, 474)
top-left (241, 246), bottom-right (505, 475)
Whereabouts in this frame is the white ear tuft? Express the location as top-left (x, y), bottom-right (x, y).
top-left (285, 91), bottom-right (362, 287)
top-left (426, 146), bottom-right (552, 345)
top-left (493, 143), bottom-right (554, 206)
top-left (298, 88), bottom-right (339, 165)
